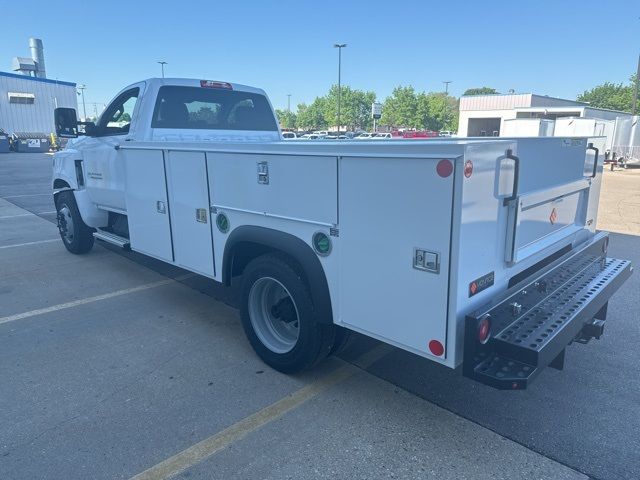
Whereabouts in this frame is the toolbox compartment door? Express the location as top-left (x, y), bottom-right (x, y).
top-left (165, 151), bottom-right (215, 278)
top-left (123, 149), bottom-right (174, 263)
top-left (505, 179), bottom-right (590, 263)
top-left (337, 156), bottom-right (455, 358)
top-left (503, 139), bottom-right (599, 264)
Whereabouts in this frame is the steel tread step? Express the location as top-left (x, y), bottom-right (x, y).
top-left (463, 234), bottom-right (633, 389)
top-left (93, 229), bottom-right (130, 249)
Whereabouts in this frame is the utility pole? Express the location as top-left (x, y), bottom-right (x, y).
top-left (158, 61), bottom-right (167, 78)
top-left (334, 44), bottom-right (347, 133)
top-left (287, 94), bottom-right (291, 114)
top-left (77, 84), bottom-right (87, 121)
top-left (443, 80), bottom-right (452, 130)
top-left (633, 53), bottom-right (640, 116)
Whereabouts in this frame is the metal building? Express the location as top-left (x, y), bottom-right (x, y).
top-left (0, 38), bottom-right (77, 136)
top-left (458, 93), bottom-right (630, 137)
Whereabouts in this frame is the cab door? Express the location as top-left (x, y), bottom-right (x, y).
top-left (83, 82), bottom-right (145, 212)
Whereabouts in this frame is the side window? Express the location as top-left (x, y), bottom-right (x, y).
top-left (97, 88), bottom-right (140, 135)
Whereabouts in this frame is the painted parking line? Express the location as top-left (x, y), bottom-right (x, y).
top-left (0, 273), bottom-right (195, 326)
top-left (0, 211), bottom-right (56, 220)
top-left (0, 239), bottom-right (59, 249)
top-left (129, 345), bottom-right (392, 480)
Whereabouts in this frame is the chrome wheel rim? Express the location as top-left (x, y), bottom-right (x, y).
top-left (248, 277), bottom-right (300, 354)
top-left (57, 205), bottom-right (75, 244)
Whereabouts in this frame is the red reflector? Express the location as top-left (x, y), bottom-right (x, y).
top-left (200, 80), bottom-right (233, 89)
top-left (464, 160), bottom-right (473, 178)
top-left (477, 315), bottom-right (491, 344)
top-left (428, 340), bottom-right (444, 356)
top-left (436, 159), bottom-right (453, 178)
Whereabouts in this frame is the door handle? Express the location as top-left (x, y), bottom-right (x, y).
top-left (156, 201), bottom-right (166, 214)
top-left (587, 143), bottom-right (599, 178)
top-left (502, 149), bottom-right (520, 206)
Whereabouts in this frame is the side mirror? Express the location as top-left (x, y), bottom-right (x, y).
top-left (54, 107), bottom-right (79, 138)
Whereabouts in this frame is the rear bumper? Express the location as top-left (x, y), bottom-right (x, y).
top-left (463, 232), bottom-right (632, 390)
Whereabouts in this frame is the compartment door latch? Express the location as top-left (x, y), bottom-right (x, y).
top-left (257, 161), bottom-right (269, 185)
top-left (413, 248), bottom-right (440, 274)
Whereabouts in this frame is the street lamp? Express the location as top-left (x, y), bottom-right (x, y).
top-left (334, 43), bottom-right (347, 134)
top-left (158, 61), bottom-right (167, 78)
top-left (77, 84), bottom-right (87, 121)
top-left (442, 80), bottom-right (452, 130)
top-left (633, 53), bottom-right (639, 115)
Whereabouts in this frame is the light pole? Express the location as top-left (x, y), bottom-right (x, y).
top-left (158, 61), bottom-right (167, 78)
top-left (443, 80), bottom-right (452, 130)
top-left (633, 53), bottom-right (639, 115)
top-left (287, 94), bottom-right (291, 114)
top-left (77, 84), bottom-right (87, 121)
top-left (334, 43), bottom-right (346, 133)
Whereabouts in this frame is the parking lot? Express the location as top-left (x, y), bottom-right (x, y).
top-left (1, 153), bottom-right (638, 480)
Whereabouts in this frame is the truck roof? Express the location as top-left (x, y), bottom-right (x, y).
top-left (143, 78), bottom-right (268, 96)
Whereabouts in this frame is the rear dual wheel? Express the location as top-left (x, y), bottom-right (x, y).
top-left (240, 254), bottom-right (339, 373)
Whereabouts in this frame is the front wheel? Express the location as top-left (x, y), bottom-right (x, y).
top-left (55, 191), bottom-right (94, 254)
top-left (240, 254), bottom-right (335, 373)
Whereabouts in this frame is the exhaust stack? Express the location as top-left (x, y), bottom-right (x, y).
top-left (29, 38), bottom-right (46, 78)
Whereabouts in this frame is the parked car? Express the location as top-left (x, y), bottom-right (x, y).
top-left (372, 133), bottom-right (392, 139)
top-left (355, 132), bottom-right (374, 139)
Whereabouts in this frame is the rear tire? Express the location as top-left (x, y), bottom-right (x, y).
top-left (55, 191), bottom-right (94, 254)
top-left (240, 253), bottom-right (335, 373)
top-left (329, 326), bottom-right (352, 355)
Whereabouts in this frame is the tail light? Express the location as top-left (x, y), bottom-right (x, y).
top-left (477, 314), bottom-right (491, 344)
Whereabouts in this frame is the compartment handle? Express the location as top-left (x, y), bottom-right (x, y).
top-left (503, 149), bottom-right (520, 206)
top-left (587, 143), bottom-right (599, 178)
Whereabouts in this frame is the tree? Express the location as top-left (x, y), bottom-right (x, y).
top-left (463, 87), bottom-right (499, 96)
top-left (381, 86), bottom-right (419, 128)
top-left (296, 98), bottom-right (327, 130)
top-left (322, 85), bottom-right (377, 131)
top-left (577, 76), bottom-right (636, 112)
top-left (419, 92), bottom-right (459, 131)
top-left (381, 86), bottom-right (459, 131)
top-left (275, 109), bottom-right (297, 129)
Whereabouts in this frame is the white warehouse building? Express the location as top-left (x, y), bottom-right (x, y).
top-left (1, 38), bottom-right (77, 136)
top-left (458, 93), bottom-right (631, 137)
top-left (0, 71), bottom-right (77, 135)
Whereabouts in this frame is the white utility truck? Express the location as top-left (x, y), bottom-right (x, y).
top-left (52, 78), bottom-right (632, 389)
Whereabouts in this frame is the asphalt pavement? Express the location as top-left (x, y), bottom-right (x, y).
top-left (1, 152), bottom-right (638, 480)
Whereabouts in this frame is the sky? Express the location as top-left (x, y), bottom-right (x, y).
top-left (1, 0), bottom-right (638, 112)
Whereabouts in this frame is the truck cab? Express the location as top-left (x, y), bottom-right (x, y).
top-left (54, 78), bottom-right (281, 216)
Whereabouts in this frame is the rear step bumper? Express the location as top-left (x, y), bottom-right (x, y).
top-left (463, 233), bottom-right (632, 390)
